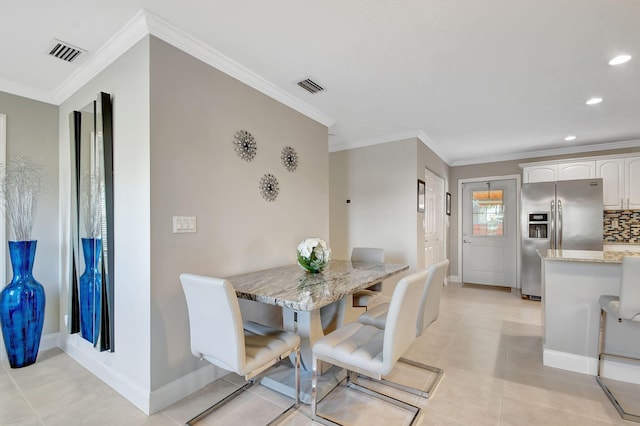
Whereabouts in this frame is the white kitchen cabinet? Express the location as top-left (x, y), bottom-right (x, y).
top-left (596, 158), bottom-right (625, 209)
top-left (523, 165), bottom-right (557, 183)
top-left (523, 161), bottom-right (595, 183)
top-left (557, 161), bottom-right (595, 180)
top-left (596, 156), bottom-right (640, 209)
top-left (626, 157), bottom-right (640, 209)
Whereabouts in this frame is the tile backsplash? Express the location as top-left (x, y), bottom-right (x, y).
top-left (604, 210), bottom-right (640, 243)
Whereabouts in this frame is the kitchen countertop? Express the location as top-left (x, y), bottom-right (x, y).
top-left (538, 249), bottom-right (640, 263)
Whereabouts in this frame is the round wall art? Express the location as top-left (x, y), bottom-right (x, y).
top-left (233, 130), bottom-right (257, 161)
top-left (281, 146), bottom-right (298, 172)
top-left (259, 173), bottom-right (279, 201)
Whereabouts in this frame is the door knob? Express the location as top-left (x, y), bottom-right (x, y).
top-left (463, 239), bottom-right (471, 243)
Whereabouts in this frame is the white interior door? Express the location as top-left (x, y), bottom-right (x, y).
top-left (424, 169), bottom-right (445, 268)
top-left (462, 179), bottom-right (517, 287)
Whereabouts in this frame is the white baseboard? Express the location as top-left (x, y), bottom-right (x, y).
top-left (149, 362), bottom-right (225, 414)
top-left (40, 332), bottom-right (60, 352)
top-left (543, 348), bottom-right (640, 384)
top-left (60, 334), bottom-right (225, 415)
top-left (448, 275), bottom-right (461, 283)
top-left (61, 334), bottom-right (151, 413)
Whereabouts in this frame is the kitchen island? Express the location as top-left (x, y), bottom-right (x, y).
top-left (539, 249), bottom-right (640, 384)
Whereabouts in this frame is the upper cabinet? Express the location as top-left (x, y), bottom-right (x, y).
top-left (625, 157), bottom-right (640, 209)
top-left (596, 159), bottom-right (624, 209)
top-left (523, 161), bottom-right (595, 183)
top-left (595, 157), bottom-right (640, 210)
top-left (523, 164), bottom-right (557, 183)
top-left (522, 154), bottom-right (640, 210)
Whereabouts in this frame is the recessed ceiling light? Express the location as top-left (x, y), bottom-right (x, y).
top-left (564, 135), bottom-right (577, 141)
top-left (586, 97), bottom-right (603, 105)
top-left (609, 54), bottom-right (631, 66)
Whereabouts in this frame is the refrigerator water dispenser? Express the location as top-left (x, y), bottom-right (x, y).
top-left (528, 213), bottom-right (548, 239)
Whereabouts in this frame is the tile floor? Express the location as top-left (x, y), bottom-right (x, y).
top-left (1, 282), bottom-right (638, 425)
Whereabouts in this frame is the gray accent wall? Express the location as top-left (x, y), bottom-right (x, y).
top-left (0, 92), bottom-right (59, 335)
top-left (149, 37), bottom-right (329, 391)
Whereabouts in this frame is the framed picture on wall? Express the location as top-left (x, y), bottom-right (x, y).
top-left (417, 179), bottom-right (425, 213)
top-left (446, 192), bottom-right (451, 216)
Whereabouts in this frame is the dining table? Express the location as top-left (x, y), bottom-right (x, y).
top-left (226, 259), bottom-right (409, 403)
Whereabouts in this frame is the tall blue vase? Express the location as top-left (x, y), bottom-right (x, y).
top-left (79, 238), bottom-right (102, 345)
top-left (0, 240), bottom-right (46, 368)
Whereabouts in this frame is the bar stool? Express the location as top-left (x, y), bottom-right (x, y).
top-left (596, 256), bottom-right (640, 423)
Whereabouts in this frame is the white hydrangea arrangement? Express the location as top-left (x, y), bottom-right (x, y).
top-left (296, 237), bottom-right (331, 273)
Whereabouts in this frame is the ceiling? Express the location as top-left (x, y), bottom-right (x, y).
top-left (2, 0), bottom-right (639, 166)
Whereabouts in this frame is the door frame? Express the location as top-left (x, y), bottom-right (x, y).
top-left (423, 167), bottom-right (447, 273)
top-left (457, 174), bottom-right (521, 289)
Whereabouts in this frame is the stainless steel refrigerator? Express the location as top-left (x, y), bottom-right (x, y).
top-left (521, 178), bottom-right (603, 299)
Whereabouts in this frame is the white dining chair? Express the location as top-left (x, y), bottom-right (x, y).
top-left (350, 247), bottom-right (385, 309)
top-left (596, 256), bottom-right (640, 423)
top-left (311, 270), bottom-right (427, 425)
top-left (180, 273), bottom-right (301, 425)
top-left (357, 259), bottom-right (449, 398)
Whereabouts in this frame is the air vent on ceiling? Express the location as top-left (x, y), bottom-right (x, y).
top-left (297, 78), bottom-right (324, 94)
top-left (48, 39), bottom-right (86, 63)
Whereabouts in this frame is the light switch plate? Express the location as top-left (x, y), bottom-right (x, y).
top-left (173, 216), bottom-right (197, 233)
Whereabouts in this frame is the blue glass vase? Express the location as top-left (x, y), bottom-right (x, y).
top-left (79, 238), bottom-right (102, 345)
top-left (0, 240), bottom-right (46, 368)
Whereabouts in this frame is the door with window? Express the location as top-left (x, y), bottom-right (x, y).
top-left (462, 179), bottom-right (517, 287)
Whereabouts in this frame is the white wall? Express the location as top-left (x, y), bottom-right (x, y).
top-left (58, 37), bottom-right (152, 410)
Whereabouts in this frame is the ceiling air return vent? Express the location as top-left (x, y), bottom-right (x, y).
top-left (48, 39), bottom-right (86, 63)
top-left (297, 78), bottom-right (324, 94)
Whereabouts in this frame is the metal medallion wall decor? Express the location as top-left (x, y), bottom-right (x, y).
top-left (259, 173), bottom-right (279, 201)
top-left (233, 130), bottom-right (257, 161)
top-left (281, 146), bottom-right (298, 172)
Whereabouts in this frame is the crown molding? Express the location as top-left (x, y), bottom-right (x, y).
top-left (144, 11), bottom-right (334, 127)
top-left (51, 10), bottom-right (149, 105)
top-left (0, 77), bottom-right (56, 105)
top-left (449, 138), bottom-right (640, 167)
top-left (329, 128), bottom-right (451, 163)
top-left (6, 9), bottom-right (334, 129)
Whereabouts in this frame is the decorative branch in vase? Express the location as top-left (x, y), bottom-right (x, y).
top-left (0, 156), bottom-right (46, 368)
top-left (79, 172), bottom-right (104, 345)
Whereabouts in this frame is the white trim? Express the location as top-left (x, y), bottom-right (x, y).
top-left (39, 332), bottom-right (61, 352)
top-left (0, 114), bottom-right (5, 362)
top-left (51, 10), bottom-right (149, 105)
top-left (329, 129), bottom-right (451, 165)
top-left (144, 11), bottom-right (334, 128)
top-left (517, 143), bottom-right (640, 168)
top-left (543, 349), bottom-right (640, 384)
top-left (148, 362), bottom-right (226, 414)
top-left (62, 334), bottom-right (151, 414)
top-left (457, 174), bottom-right (522, 288)
top-left (60, 332), bottom-right (225, 415)
top-left (8, 9), bottom-right (334, 128)
top-left (0, 79), bottom-right (56, 105)
top-left (448, 275), bottom-right (461, 283)
top-left (450, 138), bottom-right (640, 167)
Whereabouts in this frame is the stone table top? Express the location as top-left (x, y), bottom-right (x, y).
top-left (226, 260), bottom-right (409, 311)
top-left (538, 249), bottom-right (640, 264)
